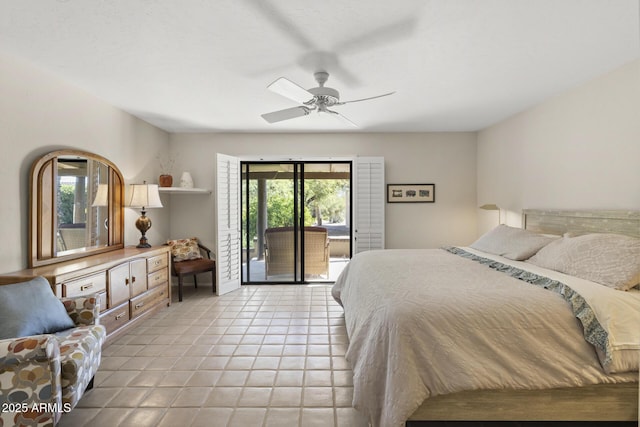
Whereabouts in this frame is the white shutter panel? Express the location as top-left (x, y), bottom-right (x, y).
top-left (353, 157), bottom-right (385, 253)
top-left (215, 153), bottom-right (241, 295)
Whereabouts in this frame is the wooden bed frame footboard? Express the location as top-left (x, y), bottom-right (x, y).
top-left (407, 382), bottom-right (638, 425)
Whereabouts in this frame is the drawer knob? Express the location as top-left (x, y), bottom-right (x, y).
top-left (135, 302), bottom-right (144, 309)
top-left (115, 312), bottom-right (125, 320)
top-left (80, 283), bottom-right (93, 291)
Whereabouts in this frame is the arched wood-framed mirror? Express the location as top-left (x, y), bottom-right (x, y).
top-left (30, 150), bottom-right (124, 267)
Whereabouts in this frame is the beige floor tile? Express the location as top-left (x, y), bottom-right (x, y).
top-left (75, 387), bottom-right (121, 408)
top-left (270, 387), bottom-right (302, 407)
top-left (138, 388), bottom-right (180, 407)
top-left (127, 371), bottom-right (165, 387)
top-left (157, 407), bottom-right (198, 427)
top-left (184, 344), bottom-right (214, 356)
top-left (301, 407), bottom-right (335, 427)
top-left (305, 370), bottom-right (333, 386)
top-left (157, 371), bottom-right (194, 387)
top-left (332, 370), bottom-right (354, 387)
top-left (331, 356), bottom-right (350, 370)
top-left (97, 370), bottom-right (136, 388)
top-left (85, 408), bottom-right (134, 427)
top-left (98, 356), bottom-right (130, 370)
top-left (144, 356), bottom-right (179, 370)
top-left (171, 387), bottom-right (212, 407)
top-left (225, 356), bottom-right (256, 369)
top-left (105, 387), bottom-right (150, 408)
top-left (198, 356), bottom-right (230, 369)
top-left (204, 387), bottom-right (243, 407)
top-left (306, 356), bottom-right (331, 370)
top-left (121, 356), bottom-right (156, 370)
top-left (228, 407), bottom-right (267, 427)
top-left (274, 370), bottom-right (304, 387)
top-left (282, 345), bottom-right (307, 356)
top-left (185, 370), bottom-right (222, 387)
top-left (151, 334), bottom-right (178, 345)
top-left (246, 370), bottom-right (277, 386)
top-left (174, 355), bottom-right (206, 370)
top-left (57, 408), bottom-right (100, 426)
top-left (237, 387), bottom-right (273, 407)
top-left (303, 387), bottom-right (334, 407)
top-left (334, 387), bottom-right (354, 407)
top-left (217, 370), bottom-right (249, 386)
top-left (191, 407), bottom-right (234, 427)
top-left (252, 356), bottom-right (281, 369)
top-left (264, 408), bottom-right (301, 426)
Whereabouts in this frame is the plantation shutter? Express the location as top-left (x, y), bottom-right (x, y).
top-left (353, 157), bottom-right (385, 253)
top-left (215, 153), bottom-right (241, 295)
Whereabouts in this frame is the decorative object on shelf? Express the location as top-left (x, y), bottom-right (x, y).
top-left (387, 184), bottom-right (435, 203)
top-left (180, 171), bottom-right (194, 188)
top-left (158, 174), bottom-right (173, 187)
top-left (479, 203), bottom-right (501, 224)
top-left (157, 153), bottom-right (176, 187)
top-left (126, 182), bottom-right (163, 248)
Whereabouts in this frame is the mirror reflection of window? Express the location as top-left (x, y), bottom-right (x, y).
top-left (56, 158), bottom-right (109, 254)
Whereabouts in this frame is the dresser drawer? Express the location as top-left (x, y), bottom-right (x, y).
top-left (147, 254), bottom-right (168, 273)
top-left (130, 285), bottom-right (168, 319)
top-left (100, 302), bottom-right (130, 335)
top-left (62, 272), bottom-right (107, 298)
top-left (147, 267), bottom-right (168, 289)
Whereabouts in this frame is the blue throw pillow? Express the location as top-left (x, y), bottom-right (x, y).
top-left (0, 277), bottom-right (75, 340)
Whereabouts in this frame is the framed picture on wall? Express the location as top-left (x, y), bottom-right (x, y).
top-left (387, 184), bottom-right (435, 203)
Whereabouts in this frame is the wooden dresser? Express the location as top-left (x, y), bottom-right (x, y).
top-left (0, 246), bottom-right (171, 344)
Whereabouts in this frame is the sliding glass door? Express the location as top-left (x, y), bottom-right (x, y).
top-left (241, 161), bottom-right (351, 284)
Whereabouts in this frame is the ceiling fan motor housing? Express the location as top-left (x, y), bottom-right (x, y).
top-left (308, 86), bottom-right (340, 106)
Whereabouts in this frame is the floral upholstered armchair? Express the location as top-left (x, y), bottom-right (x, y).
top-left (0, 278), bottom-right (106, 427)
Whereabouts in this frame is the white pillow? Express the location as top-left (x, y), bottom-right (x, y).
top-left (470, 224), bottom-right (558, 261)
top-left (527, 233), bottom-right (640, 291)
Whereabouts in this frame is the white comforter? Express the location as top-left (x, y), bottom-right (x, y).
top-left (332, 248), bottom-right (639, 427)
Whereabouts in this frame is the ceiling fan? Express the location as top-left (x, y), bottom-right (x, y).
top-left (261, 71), bottom-right (394, 127)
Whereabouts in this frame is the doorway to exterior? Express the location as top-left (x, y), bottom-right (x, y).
top-left (241, 161), bottom-right (352, 284)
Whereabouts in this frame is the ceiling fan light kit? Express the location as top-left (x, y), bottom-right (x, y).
top-left (261, 71), bottom-right (394, 126)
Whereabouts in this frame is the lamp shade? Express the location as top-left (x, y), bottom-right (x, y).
top-left (126, 183), bottom-right (163, 209)
top-left (91, 184), bottom-right (109, 207)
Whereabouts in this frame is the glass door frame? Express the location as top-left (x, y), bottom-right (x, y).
top-left (241, 160), bottom-right (352, 285)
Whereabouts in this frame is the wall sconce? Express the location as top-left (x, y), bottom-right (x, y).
top-left (126, 182), bottom-right (163, 248)
top-left (479, 203), bottom-right (501, 224)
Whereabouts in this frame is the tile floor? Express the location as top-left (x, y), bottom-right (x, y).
top-left (59, 284), bottom-right (369, 427)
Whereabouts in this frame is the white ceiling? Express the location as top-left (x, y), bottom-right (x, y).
top-left (1, 0), bottom-right (638, 133)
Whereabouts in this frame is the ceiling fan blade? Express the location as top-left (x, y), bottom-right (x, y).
top-left (267, 77), bottom-right (314, 104)
top-left (261, 106), bottom-right (310, 123)
top-left (335, 18), bottom-right (418, 54)
top-left (326, 109), bottom-right (358, 128)
top-left (338, 91), bottom-right (395, 105)
top-left (245, 0), bottom-right (314, 50)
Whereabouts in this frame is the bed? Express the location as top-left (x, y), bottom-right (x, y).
top-left (332, 209), bottom-right (640, 427)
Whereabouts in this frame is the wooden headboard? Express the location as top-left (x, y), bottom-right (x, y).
top-left (523, 209), bottom-right (640, 238)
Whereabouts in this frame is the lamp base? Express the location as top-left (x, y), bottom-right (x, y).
top-left (136, 240), bottom-right (152, 249)
top-left (135, 210), bottom-right (153, 249)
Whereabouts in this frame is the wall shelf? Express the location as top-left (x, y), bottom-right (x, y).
top-left (158, 187), bottom-right (211, 194)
